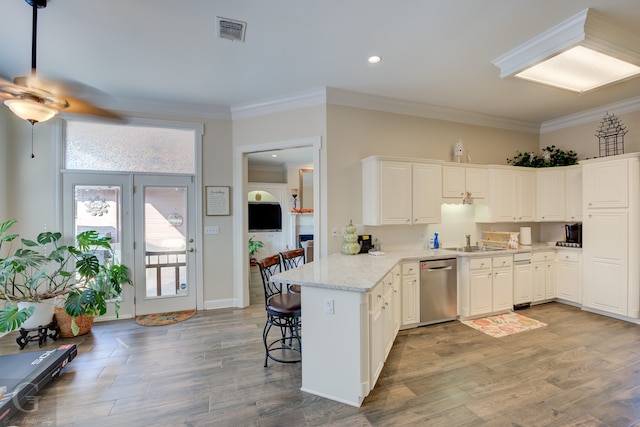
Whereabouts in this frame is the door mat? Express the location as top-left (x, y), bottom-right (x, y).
top-left (135, 310), bottom-right (196, 327)
top-left (460, 312), bottom-right (547, 338)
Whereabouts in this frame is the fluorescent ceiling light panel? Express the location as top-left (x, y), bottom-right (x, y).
top-left (492, 8), bottom-right (640, 93)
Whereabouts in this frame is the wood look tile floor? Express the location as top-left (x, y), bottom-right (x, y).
top-left (2, 302), bottom-right (640, 426)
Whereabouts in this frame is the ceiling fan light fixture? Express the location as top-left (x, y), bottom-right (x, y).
top-left (492, 8), bottom-right (640, 92)
top-left (4, 98), bottom-right (58, 124)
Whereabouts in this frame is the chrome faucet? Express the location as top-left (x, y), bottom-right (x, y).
top-left (465, 235), bottom-right (471, 248)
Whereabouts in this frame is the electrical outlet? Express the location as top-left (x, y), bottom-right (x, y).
top-left (419, 232), bottom-right (425, 241)
top-left (324, 298), bottom-right (334, 314)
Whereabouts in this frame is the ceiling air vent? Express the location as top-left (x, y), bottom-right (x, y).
top-left (217, 17), bottom-right (247, 42)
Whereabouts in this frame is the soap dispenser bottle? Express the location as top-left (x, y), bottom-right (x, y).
top-left (433, 232), bottom-right (439, 249)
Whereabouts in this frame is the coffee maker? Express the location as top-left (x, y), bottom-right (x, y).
top-left (562, 223), bottom-right (582, 247)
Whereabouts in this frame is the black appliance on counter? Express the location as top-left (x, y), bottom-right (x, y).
top-left (358, 235), bottom-right (373, 253)
top-left (563, 223), bottom-right (582, 247)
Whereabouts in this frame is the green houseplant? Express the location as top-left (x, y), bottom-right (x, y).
top-left (0, 218), bottom-right (131, 334)
top-left (248, 235), bottom-right (264, 264)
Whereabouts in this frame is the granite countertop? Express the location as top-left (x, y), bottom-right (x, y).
top-left (270, 243), bottom-right (581, 293)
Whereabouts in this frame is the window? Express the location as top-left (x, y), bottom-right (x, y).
top-left (64, 121), bottom-right (196, 173)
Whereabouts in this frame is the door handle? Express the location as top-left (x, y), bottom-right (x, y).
top-left (188, 248), bottom-right (195, 252)
top-left (426, 266), bottom-right (453, 272)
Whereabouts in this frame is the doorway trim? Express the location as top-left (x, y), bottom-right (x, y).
top-left (233, 136), bottom-right (322, 308)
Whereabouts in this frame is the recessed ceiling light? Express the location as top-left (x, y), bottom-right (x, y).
top-left (271, 154), bottom-right (277, 158)
top-left (368, 55), bottom-right (382, 64)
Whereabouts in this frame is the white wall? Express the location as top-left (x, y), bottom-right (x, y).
top-left (0, 108), bottom-right (9, 222)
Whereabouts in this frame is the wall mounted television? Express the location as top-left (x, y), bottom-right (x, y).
top-left (248, 202), bottom-right (282, 232)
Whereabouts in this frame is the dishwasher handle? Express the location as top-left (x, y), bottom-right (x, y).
top-left (426, 265), bottom-right (453, 272)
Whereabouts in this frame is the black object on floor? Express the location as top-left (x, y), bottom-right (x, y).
top-left (0, 343), bottom-right (77, 422)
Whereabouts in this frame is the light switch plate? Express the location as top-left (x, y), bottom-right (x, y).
top-left (204, 226), bottom-right (220, 235)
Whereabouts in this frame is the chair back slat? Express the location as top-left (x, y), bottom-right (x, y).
top-left (257, 254), bottom-right (283, 303)
top-left (279, 248), bottom-right (305, 271)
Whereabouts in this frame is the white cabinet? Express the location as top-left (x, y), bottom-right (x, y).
top-left (401, 262), bottom-right (420, 326)
top-left (582, 154), bottom-right (640, 320)
top-left (556, 250), bottom-right (581, 304)
top-left (513, 262), bottom-right (532, 306)
top-left (532, 251), bottom-right (555, 303)
top-left (362, 156), bottom-right (442, 225)
top-left (391, 264), bottom-right (402, 336)
top-left (537, 168), bottom-right (565, 222)
top-left (492, 256), bottom-right (514, 312)
top-left (442, 164), bottom-right (487, 201)
top-left (564, 166), bottom-right (582, 221)
top-left (369, 269), bottom-right (399, 386)
top-left (460, 254), bottom-right (513, 319)
top-left (475, 167), bottom-right (535, 223)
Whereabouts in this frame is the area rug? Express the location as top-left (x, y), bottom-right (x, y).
top-left (135, 310), bottom-right (196, 326)
top-left (460, 312), bottom-right (547, 338)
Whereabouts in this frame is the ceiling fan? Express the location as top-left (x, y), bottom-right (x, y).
top-left (0, 0), bottom-right (122, 127)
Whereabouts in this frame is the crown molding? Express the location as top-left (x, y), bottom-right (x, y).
top-left (325, 88), bottom-right (540, 133)
top-left (230, 88), bottom-right (327, 120)
top-left (95, 97), bottom-right (232, 120)
top-left (540, 95), bottom-right (640, 133)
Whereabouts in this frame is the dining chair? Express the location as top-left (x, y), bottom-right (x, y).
top-left (257, 254), bottom-right (302, 367)
top-left (278, 248), bottom-right (305, 293)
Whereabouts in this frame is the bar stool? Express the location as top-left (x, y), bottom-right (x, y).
top-left (278, 248), bottom-right (305, 293)
top-left (257, 254), bottom-right (302, 367)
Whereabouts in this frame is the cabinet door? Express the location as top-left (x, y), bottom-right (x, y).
top-left (493, 267), bottom-right (513, 311)
top-left (537, 169), bottom-right (565, 222)
top-left (584, 159), bottom-right (628, 209)
top-left (516, 170), bottom-right (536, 222)
top-left (564, 167), bottom-right (582, 221)
top-left (513, 263), bottom-right (532, 305)
top-left (466, 167), bottom-right (487, 199)
top-left (583, 210), bottom-right (628, 315)
top-left (492, 169), bottom-right (517, 222)
top-left (370, 303), bottom-right (385, 384)
top-left (401, 262), bottom-right (420, 326)
top-left (442, 166), bottom-right (466, 198)
top-left (545, 262), bottom-right (556, 299)
top-left (532, 262), bottom-right (545, 302)
top-left (392, 265), bottom-right (402, 334)
top-left (413, 163), bottom-right (441, 224)
top-left (469, 260), bottom-right (492, 315)
top-left (556, 252), bottom-right (580, 303)
top-left (380, 161), bottom-right (413, 224)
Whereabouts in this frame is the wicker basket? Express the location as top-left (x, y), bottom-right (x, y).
top-left (54, 307), bottom-right (94, 338)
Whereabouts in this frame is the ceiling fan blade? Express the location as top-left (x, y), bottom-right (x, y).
top-left (61, 96), bottom-right (125, 122)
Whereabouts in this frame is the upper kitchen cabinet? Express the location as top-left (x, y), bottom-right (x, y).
top-left (584, 157), bottom-right (629, 209)
top-left (442, 164), bottom-right (487, 203)
top-left (362, 156), bottom-right (442, 225)
top-left (564, 166), bottom-right (582, 222)
top-left (475, 166), bottom-right (535, 223)
top-left (537, 168), bottom-right (565, 222)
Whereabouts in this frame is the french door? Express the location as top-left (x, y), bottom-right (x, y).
top-left (63, 172), bottom-right (197, 317)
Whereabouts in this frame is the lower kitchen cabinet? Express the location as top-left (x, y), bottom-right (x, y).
top-left (513, 261), bottom-right (532, 306)
top-left (532, 251), bottom-right (555, 303)
top-left (460, 254), bottom-right (513, 319)
top-left (370, 270), bottom-right (399, 386)
top-left (401, 261), bottom-right (420, 326)
top-left (556, 250), bottom-right (581, 304)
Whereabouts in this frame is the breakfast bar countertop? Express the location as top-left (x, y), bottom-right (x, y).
top-left (269, 243), bottom-right (579, 293)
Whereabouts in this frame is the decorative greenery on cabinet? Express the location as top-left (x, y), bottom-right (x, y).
top-left (507, 145), bottom-right (578, 168)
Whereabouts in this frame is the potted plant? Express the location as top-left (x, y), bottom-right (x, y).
top-left (0, 218), bottom-right (131, 335)
top-left (248, 235), bottom-right (264, 265)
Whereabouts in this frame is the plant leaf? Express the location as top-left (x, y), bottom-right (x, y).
top-left (0, 305), bottom-right (34, 332)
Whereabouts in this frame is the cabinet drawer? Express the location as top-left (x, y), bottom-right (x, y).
top-left (532, 251), bottom-right (555, 262)
top-left (469, 258), bottom-right (491, 270)
top-left (556, 251), bottom-right (579, 263)
top-left (492, 256), bottom-right (512, 268)
top-left (369, 281), bottom-right (384, 308)
top-left (402, 262), bottom-right (419, 276)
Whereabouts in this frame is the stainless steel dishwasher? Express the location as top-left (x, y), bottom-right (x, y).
top-left (420, 258), bottom-right (457, 325)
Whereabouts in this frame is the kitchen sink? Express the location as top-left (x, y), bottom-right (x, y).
top-left (443, 246), bottom-right (503, 252)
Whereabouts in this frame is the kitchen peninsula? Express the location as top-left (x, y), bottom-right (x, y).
top-left (270, 248), bottom-right (526, 407)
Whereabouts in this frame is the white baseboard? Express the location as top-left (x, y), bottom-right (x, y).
top-left (203, 298), bottom-right (237, 310)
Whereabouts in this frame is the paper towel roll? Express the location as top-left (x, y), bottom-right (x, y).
top-left (519, 227), bottom-right (531, 245)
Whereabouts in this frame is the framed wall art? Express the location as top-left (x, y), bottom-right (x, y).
top-left (206, 186), bottom-right (230, 216)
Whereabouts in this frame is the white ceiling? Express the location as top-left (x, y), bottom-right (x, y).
top-left (1, 0), bottom-right (640, 133)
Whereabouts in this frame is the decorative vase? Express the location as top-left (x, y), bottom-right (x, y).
top-left (18, 298), bottom-right (56, 329)
top-left (342, 220), bottom-right (361, 255)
